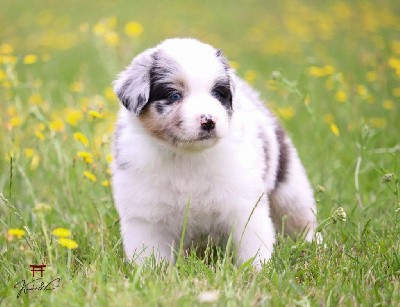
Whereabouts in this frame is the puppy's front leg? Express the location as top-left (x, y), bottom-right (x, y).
top-left (233, 206), bottom-right (276, 269)
top-left (120, 218), bottom-right (175, 265)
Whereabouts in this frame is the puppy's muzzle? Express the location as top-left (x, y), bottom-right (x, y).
top-left (200, 114), bottom-right (216, 132)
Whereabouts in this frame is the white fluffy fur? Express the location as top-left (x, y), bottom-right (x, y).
top-left (112, 38), bottom-right (317, 269)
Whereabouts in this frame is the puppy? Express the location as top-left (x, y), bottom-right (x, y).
top-left (111, 38), bottom-right (317, 268)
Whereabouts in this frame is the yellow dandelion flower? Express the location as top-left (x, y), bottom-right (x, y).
top-left (266, 80), bottom-right (278, 91)
top-left (25, 148), bottom-right (35, 158)
top-left (0, 43), bottom-right (14, 54)
top-left (0, 70), bottom-right (5, 81)
top-left (106, 16), bottom-right (117, 29)
top-left (244, 70), bottom-right (257, 84)
top-left (77, 151), bottom-right (94, 163)
top-left (106, 154), bottom-right (112, 164)
top-left (35, 130), bottom-right (45, 141)
top-left (323, 65), bottom-right (335, 75)
top-left (36, 10), bottom-right (53, 26)
top-left (392, 40), bottom-right (400, 55)
top-left (88, 110), bottom-right (104, 119)
top-left (30, 154), bottom-right (40, 170)
top-left (73, 132), bottom-right (89, 147)
top-left (388, 57), bottom-right (400, 70)
top-left (104, 86), bottom-right (117, 101)
top-left (382, 99), bottom-right (394, 110)
top-left (105, 31), bottom-right (119, 47)
top-left (366, 71), bottom-right (377, 82)
top-left (93, 21), bottom-right (107, 36)
top-left (393, 87), bottom-right (400, 97)
top-left (276, 106), bottom-right (295, 120)
top-left (0, 55), bottom-right (17, 65)
top-left (101, 180), bottom-right (110, 187)
top-left (50, 119), bottom-right (64, 132)
top-left (264, 38), bottom-right (288, 55)
top-left (369, 117), bottom-right (387, 129)
top-left (8, 228), bottom-right (26, 239)
top-left (70, 81), bottom-right (84, 93)
top-left (124, 21), bottom-right (143, 37)
top-left (304, 95), bottom-right (311, 106)
top-left (334, 2), bottom-right (352, 20)
top-left (308, 66), bottom-right (325, 77)
top-left (330, 123), bottom-right (340, 137)
top-left (356, 85), bottom-right (368, 98)
top-left (38, 123), bottom-right (46, 131)
top-left (84, 170), bottom-right (97, 182)
top-left (335, 90), bottom-right (347, 102)
top-left (7, 106), bottom-right (16, 116)
top-left (58, 238), bottom-right (78, 249)
top-left (23, 54), bottom-right (38, 65)
top-left (229, 61), bottom-right (239, 70)
top-left (9, 116), bottom-right (21, 127)
top-left (52, 227), bottom-right (71, 238)
top-left (29, 93), bottom-right (44, 105)
top-left (66, 109), bottom-right (83, 126)
top-left (33, 203), bottom-right (52, 213)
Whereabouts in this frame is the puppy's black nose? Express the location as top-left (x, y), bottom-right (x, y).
top-left (200, 114), bottom-right (215, 132)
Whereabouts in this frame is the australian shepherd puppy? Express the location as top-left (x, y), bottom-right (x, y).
top-left (112, 38), bottom-right (317, 269)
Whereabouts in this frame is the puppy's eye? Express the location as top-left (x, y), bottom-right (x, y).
top-left (212, 89), bottom-right (226, 100)
top-left (167, 92), bottom-right (182, 103)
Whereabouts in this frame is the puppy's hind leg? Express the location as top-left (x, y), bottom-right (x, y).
top-left (269, 129), bottom-right (317, 242)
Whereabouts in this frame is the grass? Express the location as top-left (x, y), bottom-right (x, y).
top-left (1, 0), bottom-right (400, 305)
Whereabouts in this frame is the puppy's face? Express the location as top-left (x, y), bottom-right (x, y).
top-left (114, 38), bottom-right (234, 150)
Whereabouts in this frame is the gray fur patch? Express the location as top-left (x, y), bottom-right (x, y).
top-left (258, 129), bottom-right (270, 183)
top-left (275, 124), bottom-right (290, 186)
top-left (114, 124), bottom-right (132, 170)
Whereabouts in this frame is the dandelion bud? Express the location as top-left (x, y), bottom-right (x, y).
top-left (382, 173), bottom-right (395, 183)
top-left (332, 207), bottom-right (347, 223)
top-left (270, 70), bottom-right (281, 80)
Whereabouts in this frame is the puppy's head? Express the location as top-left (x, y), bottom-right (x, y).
top-left (114, 38), bottom-right (234, 150)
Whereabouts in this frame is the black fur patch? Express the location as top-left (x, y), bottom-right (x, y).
top-left (136, 94), bottom-right (148, 113)
top-left (145, 51), bottom-right (185, 112)
top-left (120, 96), bottom-right (131, 111)
top-left (117, 78), bottom-right (133, 111)
top-left (149, 82), bottom-right (178, 103)
top-left (258, 130), bottom-right (269, 183)
top-left (212, 79), bottom-right (233, 116)
top-left (276, 125), bottom-right (289, 185)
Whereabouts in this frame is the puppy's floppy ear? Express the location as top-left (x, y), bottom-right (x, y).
top-left (113, 48), bottom-right (155, 115)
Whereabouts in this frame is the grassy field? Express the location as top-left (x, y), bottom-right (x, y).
top-left (1, 0), bottom-right (400, 305)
